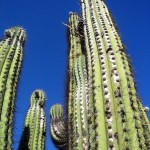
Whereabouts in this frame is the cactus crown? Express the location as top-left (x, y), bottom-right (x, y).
top-left (4, 27), bottom-right (26, 43)
top-left (30, 89), bottom-right (46, 106)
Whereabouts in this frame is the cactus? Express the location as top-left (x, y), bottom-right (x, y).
top-left (50, 0), bottom-right (150, 150)
top-left (0, 27), bottom-right (25, 150)
top-left (50, 104), bottom-right (67, 150)
top-left (19, 90), bottom-right (46, 150)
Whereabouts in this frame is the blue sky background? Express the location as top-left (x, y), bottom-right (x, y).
top-left (0, 0), bottom-right (150, 149)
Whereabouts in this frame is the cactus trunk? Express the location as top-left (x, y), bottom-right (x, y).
top-left (0, 27), bottom-right (25, 150)
top-left (50, 0), bottom-right (150, 150)
top-left (19, 90), bottom-right (46, 150)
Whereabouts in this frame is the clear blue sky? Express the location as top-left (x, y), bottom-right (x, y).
top-left (0, 0), bottom-right (150, 150)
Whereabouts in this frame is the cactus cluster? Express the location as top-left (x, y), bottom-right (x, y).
top-left (0, 0), bottom-right (149, 150)
top-left (0, 27), bottom-right (25, 150)
top-left (50, 0), bottom-right (150, 150)
top-left (19, 90), bottom-right (46, 150)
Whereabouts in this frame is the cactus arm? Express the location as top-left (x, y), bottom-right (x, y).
top-left (0, 27), bottom-right (25, 149)
top-left (19, 90), bottom-right (46, 150)
top-left (50, 104), bottom-right (67, 150)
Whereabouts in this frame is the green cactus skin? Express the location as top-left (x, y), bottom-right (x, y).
top-left (50, 104), bottom-right (67, 150)
top-left (50, 1), bottom-right (150, 150)
top-left (19, 90), bottom-right (46, 150)
top-left (0, 27), bottom-right (25, 150)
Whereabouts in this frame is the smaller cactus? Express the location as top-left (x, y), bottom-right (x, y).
top-left (50, 104), bottom-right (67, 150)
top-left (19, 90), bottom-right (46, 150)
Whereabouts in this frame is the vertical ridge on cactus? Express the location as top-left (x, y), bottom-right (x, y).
top-left (50, 0), bottom-right (150, 150)
top-left (19, 90), bottom-right (46, 150)
top-left (0, 27), bottom-right (25, 150)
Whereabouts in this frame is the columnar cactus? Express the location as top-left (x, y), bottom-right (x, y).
top-left (0, 27), bottom-right (25, 150)
top-left (19, 90), bottom-right (46, 150)
top-left (80, 0), bottom-right (150, 149)
top-left (51, 1), bottom-right (150, 150)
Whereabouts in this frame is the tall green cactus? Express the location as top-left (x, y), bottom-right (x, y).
top-left (80, 0), bottom-right (150, 149)
top-left (50, 0), bottom-right (150, 150)
top-left (0, 27), bottom-right (25, 150)
top-left (19, 90), bottom-right (46, 150)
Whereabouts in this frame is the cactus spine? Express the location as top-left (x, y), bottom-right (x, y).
top-left (0, 27), bottom-right (25, 150)
top-left (19, 90), bottom-right (46, 150)
top-left (50, 0), bottom-right (150, 150)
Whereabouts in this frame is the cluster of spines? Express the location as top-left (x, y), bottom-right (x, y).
top-left (19, 90), bottom-right (46, 150)
top-left (50, 104), bottom-right (67, 150)
top-left (0, 27), bottom-right (25, 150)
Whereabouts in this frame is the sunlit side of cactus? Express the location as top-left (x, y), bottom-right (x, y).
top-left (19, 90), bottom-right (46, 150)
top-left (0, 27), bottom-right (25, 150)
